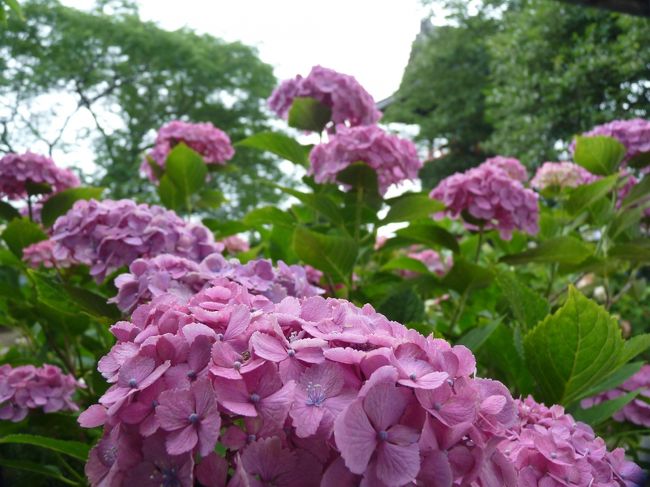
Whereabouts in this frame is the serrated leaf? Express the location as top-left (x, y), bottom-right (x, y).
top-left (621, 333), bottom-right (650, 364)
top-left (271, 183), bottom-right (343, 225)
top-left (381, 256), bottom-right (431, 274)
top-left (609, 207), bottom-right (644, 239)
top-left (500, 236), bottom-right (592, 265)
top-left (236, 131), bottom-right (310, 167)
top-left (573, 135), bottom-right (625, 175)
top-left (628, 151), bottom-right (650, 169)
top-left (572, 390), bottom-right (639, 426)
top-left (377, 288), bottom-right (425, 324)
top-left (621, 175), bottom-right (650, 209)
top-left (337, 162), bottom-right (382, 211)
top-left (566, 175), bottom-right (618, 215)
top-left (64, 284), bottom-right (120, 320)
top-left (610, 240), bottom-right (650, 262)
top-left (158, 175), bottom-right (183, 210)
top-left (441, 259), bottom-right (492, 293)
top-left (243, 206), bottom-right (294, 227)
top-left (1, 218), bottom-right (47, 257)
top-left (195, 189), bottom-right (226, 210)
top-left (383, 194), bottom-right (445, 224)
top-left (25, 180), bottom-right (52, 196)
top-left (458, 318), bottom-right (501, 351)
top-left (495, 268), bottom-right (549, 330)
top-left (523, 286), bottom-right (624, 405)
top-left (582, 361), bottom-right (644, 398)
top-left (0, 433), bottom-right (90, 461)
top-left (395, 223), bottom-right (459, 253)
top-left (0, 200), bottom-right (20, 221)
top-left (41, 187), bottom-right (105, 227)
top-left (165, 143), bottom-right (207, 202)
top-left (203, 218), bottom-right (249, 238)
top-left (292, 227), bottom-right (357, 283)
top-left (28, 271), bottom-right (78, 315)
top-left (288, 97), bottom-right (332, 132)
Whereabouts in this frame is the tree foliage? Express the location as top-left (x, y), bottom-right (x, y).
top-left (0, 0), bottom-right (284, 215)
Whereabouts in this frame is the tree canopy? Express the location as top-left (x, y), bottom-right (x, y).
top-left (0, 0), bottom-right (284, 214)
top-left (387, 0), bottom-right (650, 186)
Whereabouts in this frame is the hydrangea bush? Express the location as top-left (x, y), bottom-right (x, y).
top-left (0, 65), bottom-right (649, 486)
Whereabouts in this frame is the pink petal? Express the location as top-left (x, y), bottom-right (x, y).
top-left (334, 400), bottom-right (377, 475)
top-left (224, 305), bottom-right (251, 341)
top-left (363, 383), bottom-right (409, 431)
top-left (78, 405), bottom-right (107, 428)
top-left (250, 331), bottom-right (288, 362)
top-left (374, 441), bottom-right (420, 486)
top-left (165, 424), bottom-right (198, 455)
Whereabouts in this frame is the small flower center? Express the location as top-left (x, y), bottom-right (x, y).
top-left (433, 402), bottom-right (442, 411)
top-left (188, 413), bottom-right (199, 424)
top-left (550, 452), bottom-right (558, 460)
top-left (216, 333), bottom-right (224, 341)
top-left (151, 400), bottom-right (159, 408)
top-left (186, 371), bottom-right (197, 380)
top-left (160, 466), bottom-right (180, 487)
top-left (250, 393), bottom-right (261, 403)
top-left (233, 361), bottom-right (242, 371)
top-left (247, 434), bottom-right (256, 443)
top-left (377, 430), bottom-right (389, 441)
top-left (408, 372), bottom-right (417, 381)
top-left (128, 378), bottom-right (138, 388)
top-left (305, 383), bottom-right (326, 407)
top-left (287, 349), bottom-right (296, 357)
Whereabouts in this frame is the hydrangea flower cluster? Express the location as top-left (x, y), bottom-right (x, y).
top-left (0, 364), bottom-right (83, 422)
top-left (219, 235), bottom-right (249, 254)
top-left (582, 366), bottom-right (650, 427)
top-left (0, 152), bottom-right (80, 200)
top-left (309, 125), bottom-right (422, 195)
top-left (268, 65), bottom-right (382, 128)
top-left (141, 120), bottom-right (235, 181)
top-left (80, 279), bottom-right (528, 486)
top-left (430, 163), bottom-right (540, 240)
top-left (402, 247), bottom-right (453, 278)
top-left (500, 396), bottom-right (644, 486)
top-left (479, 156), bottom-right (528, 182)
top-left (22, 239), bottom-right (70, 269)
top-left (575, 118), bottom-right (650, 164)
top-left (50, 199), bottom-right (222, 282)
top-left (531, 162), bottom-right (599, 191)
top-left (111, 252), bottom-right (324, 313)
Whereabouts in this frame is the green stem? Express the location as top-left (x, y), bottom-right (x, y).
top-left (27, 195), bottom-right (33, 221)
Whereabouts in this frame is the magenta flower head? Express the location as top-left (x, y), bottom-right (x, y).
top-left (0, 364), bottom-right (83, 422)
top-left (80, 279), bottom-right (639, 486)
top-left (479, 156), bottom-right (528, 182)
top-left (582, 365), bottom-right (650, 427)
top-left (268, 65), bottom-right (381, 128)
top-left (0, 152), bottom-right (79, 200)
top-left (309, 125), bottom-right (422, 195)
top-left (572, 118), bottom-right (650, 164)
top-left (531, 162), bottom-right (599, 191)
top-left (141, 120), bottom-right (235, 181)
top-left (429, 163), bottom-right (540, 240)
top-left (50, 199), bottom-right (221, 282)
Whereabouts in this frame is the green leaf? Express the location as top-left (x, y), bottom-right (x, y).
top-left (41, 187), bottom-right (105, 227)
top-left (609, 207), bottom-right (645, 239)
top-left (28, 271), bottom-right (78, 314)
top-left (165, 143), bottom-right (207, 202)
top-left (500, 236), bottom-right (592, 265)
top-left (195, 189), bottom-right (226, 210)
top-left (383, 195), bottom-right (445, 224)
top-left (377, 288), bottom-right (425, 324)
top-left (146, 156), bottom-right (165, 180)
top-left (202, 218), bottom-right (249, 238)
top-left (441, 259), bottom-right (493, 293)
top-left (337, 162), bottom-right (382, 210)
top-left (458, 318), bottom-right (501, 351)
top-left (64, 284), bottom-right (120, 320)
top-left (394, 223), bottom-right (459, 253)
top-left (272, 184), bottom-right (343, 225)
top-left (243, 206), bottom-right (294, 227)
top-left (158, 175), bottom-right (183, 210)
top-left (610, 240), bottom-right (650, 263)
top-left (292, 227), bottom-right (357, 283)
top-left (621, 333), bottom-right (650, 364)
top-left (582, 361), bottom-right (644, 398)
top-left (0, 433), bottom-right (89, 461)
top-left (0, 459), bottom-right (76, 486)
top-left (566, 175), bottom-right (618, 215)
top-left (573, 135), bottom-right (625, 175)
top-left (628, 151), bottom-right (650, 170)
top-left (288, 97), bottom-right (332, 132)
top-left (572, 390), bottom-right (639, 426)
top-left (4, 0), bottom-right (24, 18)
top-left (25, 180), bottom-right (52, 196)
top-left (495, 269), bottom-right (549, 330)
top-left (381, 256), bottom-right (431, 275)
top-left (1, 218), bottom-right (47, 257)
top-left (236, 131), bottom-right (310, 167)
top-left (621, 175), bottom-right (650, 209)
top-left (523, 286), bottom-right (624, 405)
top-left (0, 200), bottom-right (20, 221)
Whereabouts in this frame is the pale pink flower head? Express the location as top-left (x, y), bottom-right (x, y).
top-left (0, 152), bottom-right (79, 200)
top-left (22, 239), bottom-right (71, 269)
top-left (309, 124), bottom-right (422, 195)
top-left (480, 156), bottom-right (528, 182)
top-left (573, 118), bottom-right (650, 164)
top-left (429, 163), bottom-right (540, 240)
top-left (531, 162), bottom-right (599, 191)
top-left (402, 247), bottom-right (453, 278)
top-left (220, 235), bottom-right (249, 254)
top-left (141, 120), bottom-right (235, 181)
top-left (268, 65), bottom-right (381, 128)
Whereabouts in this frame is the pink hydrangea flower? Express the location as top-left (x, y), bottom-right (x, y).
top-left (309, 125), bottom-right (422, 195)
top-left (429, 163), bottom-right (540, 240)
top-left (500, 396), bottom-right (645, 487)
top-left (22, 239), bottom-right (71, 269)
top-left (480, 156), bottom-right (528, 182)
top-left (573, 118), bottom-right (650, 164)
top-left (219, 235), bottom-right (249, 254)
top-left (402, 246), bottom-right (453, 278)
top-left (531, 162), bottom-right (599, 190)
top-left (80, 281), bottom-right (638, 485)
top-left (50, 199), bottom-right (222, 282)
top-left (268, 65), bottom-right (381, 128)
top-left (0, 152), bottom-right (79, 200)
top-left (0, 364), bottom-right (83, 422)
top-left (582, 365), bottom-right (650, 427)
top-left (141, 120), bottom-right (235, 181)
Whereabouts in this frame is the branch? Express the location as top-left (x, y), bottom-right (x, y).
top-left (559, 0), bottom-right (650, 17)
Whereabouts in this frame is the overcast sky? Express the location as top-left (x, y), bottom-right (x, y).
top-left (62, 0), bottom-right (433, 101)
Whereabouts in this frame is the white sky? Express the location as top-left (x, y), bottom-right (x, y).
top-left (62, 0), bottom-right (433, 101)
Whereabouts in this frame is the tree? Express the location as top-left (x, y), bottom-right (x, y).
top-left (0, 0), bottom-right (284, 215)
